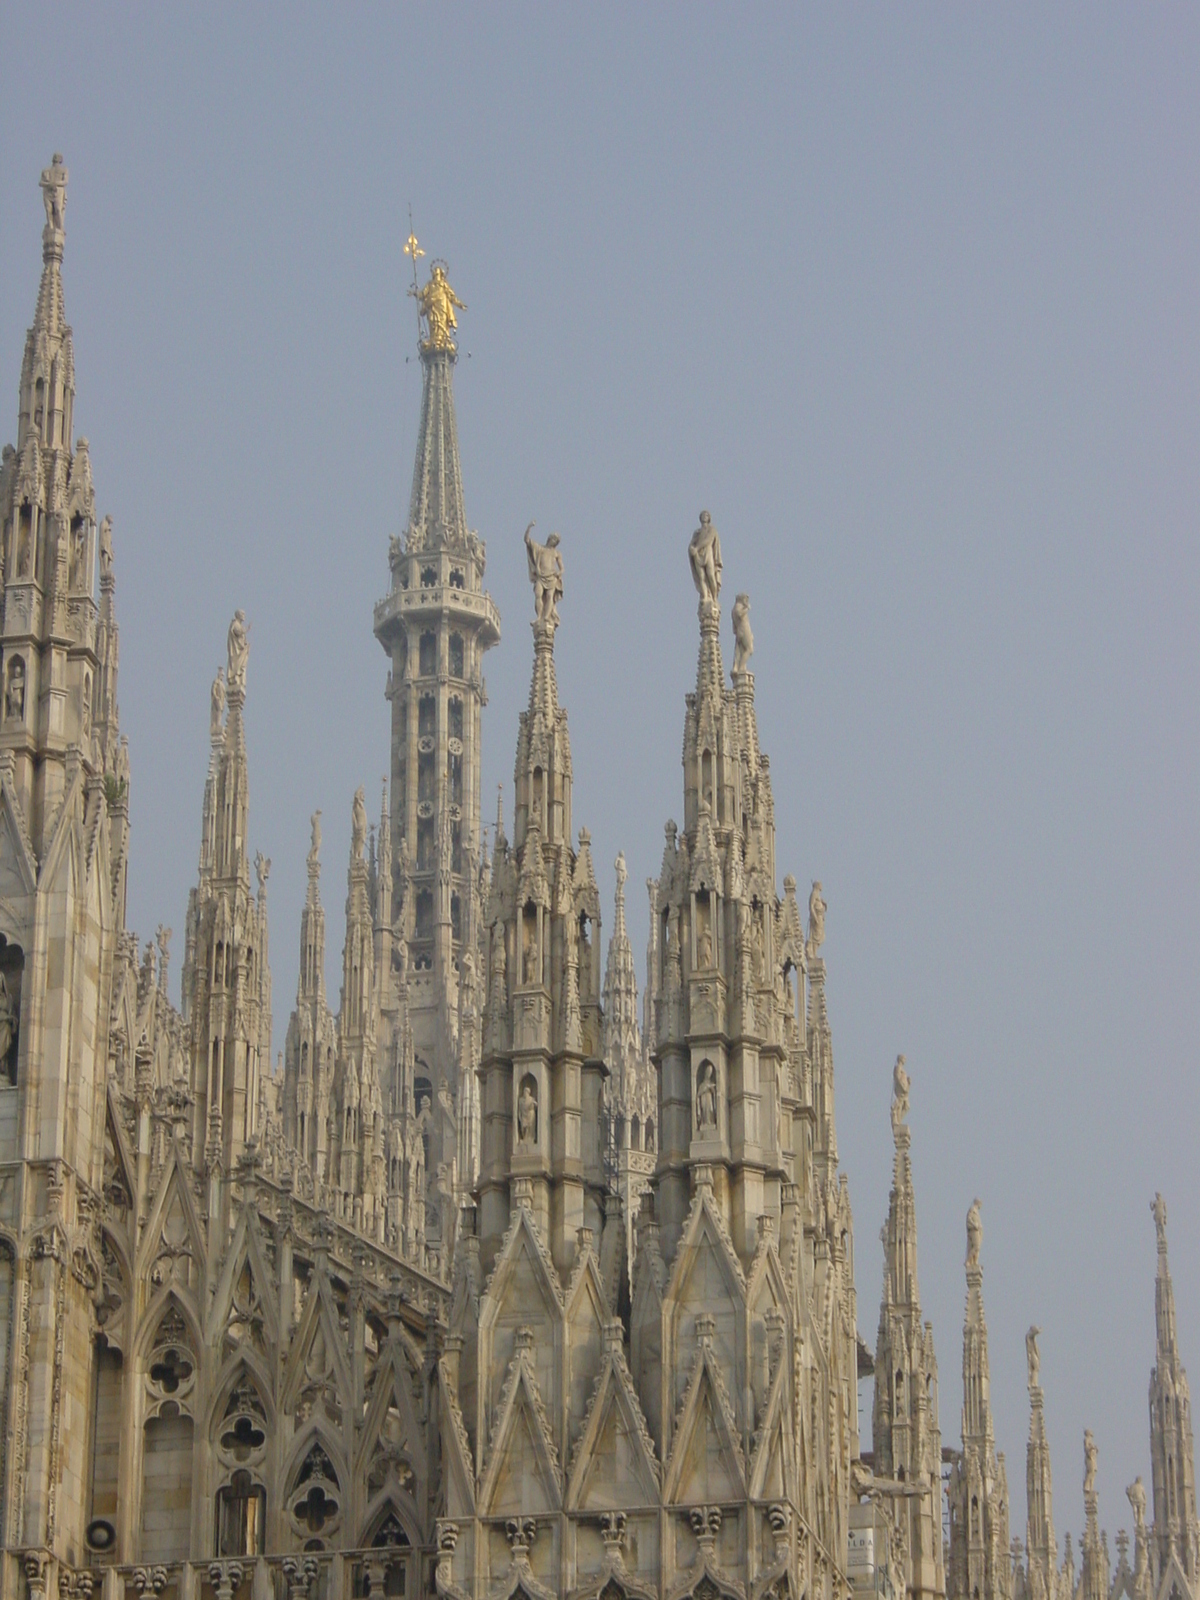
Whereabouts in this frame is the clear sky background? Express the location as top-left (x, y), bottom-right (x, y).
top-left (3, 5), bottom-right (1197, 1551)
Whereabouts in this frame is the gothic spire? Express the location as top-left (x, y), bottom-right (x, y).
top-left (1025, 1326), bottom-right (1060, 1600)
top-left (949, 1200), bottom-right (1012, 1600)
top-left (406, 277), bottom-right (469, 549)
top-left (1148, 1193), bottom-right (1200, 1579)
top-left (872, 1059), bottom-right (946, 1600)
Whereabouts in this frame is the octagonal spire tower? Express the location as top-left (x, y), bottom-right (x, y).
top-left (374, 250), bottom-right (500, 1224)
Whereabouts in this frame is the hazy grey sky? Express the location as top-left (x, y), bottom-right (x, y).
top-left (3, 5), bottom-right (1197, 1546)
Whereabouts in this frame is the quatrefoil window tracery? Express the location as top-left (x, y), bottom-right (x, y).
top-left (221, 1412), bottom-right (266, 1462)
top-left (148, 1345), bottom-right (193, 1396)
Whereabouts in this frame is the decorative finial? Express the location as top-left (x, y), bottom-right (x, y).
top-left (524, 522), bottom-right (563, 627)
top-left (410, 254), bottom-right (466, 352)
top-left (308, 810), bottom-right (322, 873)
top-left (890, 1054), bottom-right (910, 1136)
top-left (965, 1197), bottom-right (982, 1269)
top-left (226, 610), bottom-right (249, 692)
top-left (806, 880), bottom-right (826, 958)
top-left (615, 852), bottom-right (627, 893)
top-left (732, 592), bottom-right (753, 673)
top-left (1152, 1192), bottom-right (1168, 1252)
top-left (1026, 1325), bottom-right (1041, 1388)
top-left (1083, 1429), bottom-right (1098, 1498)
top-left (351, 786), bottom-right (368, 860)
top-left (688, 510), bottom-right (722, 602)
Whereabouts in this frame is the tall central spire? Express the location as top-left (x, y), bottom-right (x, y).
top-left (374, 251), bottom-right (499, 1242)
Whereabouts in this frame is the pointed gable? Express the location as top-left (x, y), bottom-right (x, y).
top-left (663, 1326), bottom-right (747, 1506)
top-left (477, 1200), bottom-right (563, 1465)
top-left (478, 1328), bottom-right (562, 1517)
top-left (567, 1321), bottom-right (659, 1511)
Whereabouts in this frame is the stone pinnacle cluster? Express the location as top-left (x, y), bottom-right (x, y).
top-left (0, 157), bottom-right (1193, 1600)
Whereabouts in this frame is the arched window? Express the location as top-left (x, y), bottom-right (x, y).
top-left (449, 633), bottom-right (464, 677)
top-left (419, 631), bottom-right (437, 676)
top-left (0, 933), bottom-right (24, 1086)
top-left (415, 891), bottom-right (433, 942)
top-left (418, 695), bottom-right (436, 738)
top-left (448, 697), bottom-right (464, 742)
top-left (645, 1118), bottom-right (655, 1151)
top-left (420, 566), bottom-right (437, 589)
top-left (87, 1338), bottom-right (122, 1554)
top-left (141, 1307), bottom-right (197, 1563)
top-left (216, 1469), bottom-right (266, 1557)
top-left (448, 567), bottom-right (465, 591)
top-left (450, 894), bottom-right (462, 942)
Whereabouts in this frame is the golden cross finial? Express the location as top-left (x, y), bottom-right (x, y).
top-left (404, 206), bottom-right (425, 342)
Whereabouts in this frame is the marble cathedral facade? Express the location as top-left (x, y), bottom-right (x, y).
top-left (0, 156), bottom-right (1194, 1600)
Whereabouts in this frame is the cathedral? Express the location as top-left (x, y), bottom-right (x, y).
top-left (0, 155), bottom-right (1193, 1600)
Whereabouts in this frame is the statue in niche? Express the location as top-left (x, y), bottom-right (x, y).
top-left (16, 517), bottom-right (30, 578)
top-left (6, 659), bottom-right (25, 721)
top-left (351, 787), bottom-right (368, 859)
top-left (0, 973), bottom-right (16, 1065)
top-left (308, 810), bottom-right (322, 871)
top-left (689, 510), bottom-right (723, 602)
top-left (227, 609), bottom-right (249, 689)
top-left (732, 592), bottom-right (754, 672)
top-left (524, 522), bottom-right (563, 625)
top-left (81, 673), bottom-right (91, 737)
top-left (1026, 1325), bottom-right (1041, 1389)
top-left (808, 880), bottom-right (827, 956)
top-left (517, 1077), bottom-right (538, 1147)
top-left (491, 922), bottom-right (506, 1000)
top-left (751, 911), bottom-right (765, 984)
top-left (99, 515), bottom-right (113, 578)
top-left (697, 919), bottom-right (713, 968)
top-left (1083, 1430), bottom-right (1098, 1496)
top-left (891, 1054), bottom-right (910, 1130)
top-left (69, 523), bottom-right (86, 591)
top-left (696, 1060), bottom-right (718, 1132)
top-left (209, 667), bottom-right (225, 735)
top-left (966, 1197), bottom-right (983, 1268)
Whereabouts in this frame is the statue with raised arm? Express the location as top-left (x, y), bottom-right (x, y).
top-left (414, 262), bottom-right (466, 351)
top-left (351, 787), bottom-right (368, 859)
top-left (732, 593), bottom-right (754, 672)
top-left (689, 510), bottom-right (723, 602)
top-left (99, 514), bottom-right (113, 578)
top-left (227, 609), bottom-right (249, 690)
top-left (210, 667), bottom-right (225, 736)
top-left (966, 1198), bottom-right (983, 1269)
top-left (1026, 1325), bottom-right (1041, 1388)
top-left (308, 810), bottom-right (322, 873)
top-left (524, 522), bottom-right (563, 625)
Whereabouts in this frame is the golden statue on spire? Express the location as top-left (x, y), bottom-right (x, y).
top-left (411, 260), bottom-right (466, 352)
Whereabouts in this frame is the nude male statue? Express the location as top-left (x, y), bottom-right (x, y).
top-left (689, 510), bottom-right (722, 602)
top-left (524, 522), bottom-right (563, 624)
